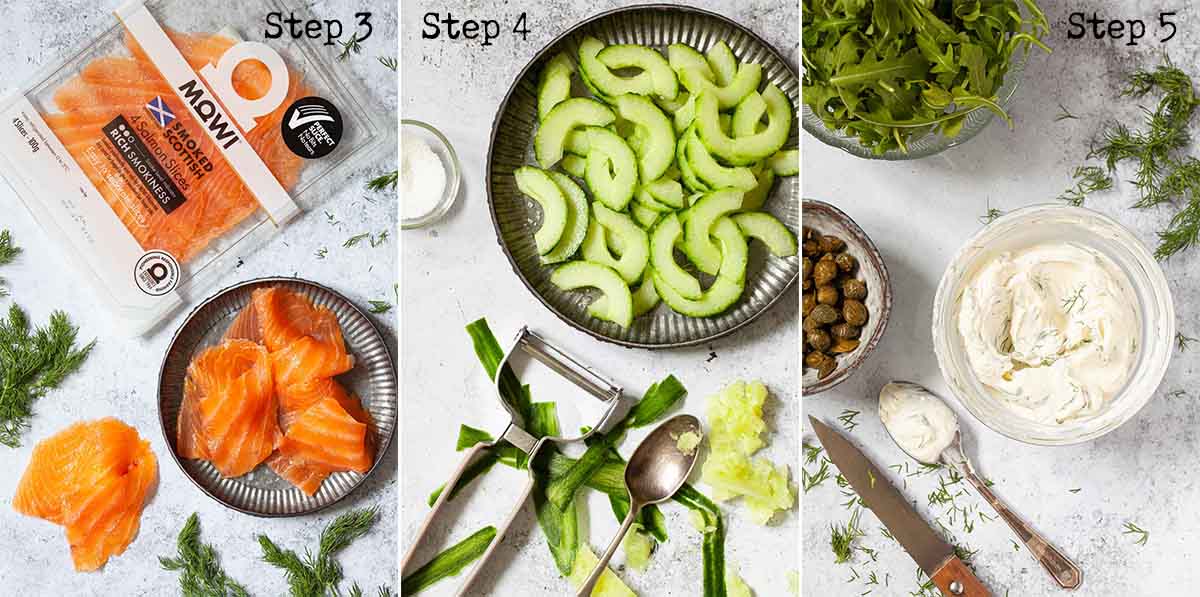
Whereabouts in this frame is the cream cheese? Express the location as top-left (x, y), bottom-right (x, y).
top-left (957, 242), bottom-right (1139, 424)
top-left (879, 382), bottom-right (958, 463)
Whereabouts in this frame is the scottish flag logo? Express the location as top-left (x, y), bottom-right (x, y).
top-left (146, 96), bottom-right (175, 127)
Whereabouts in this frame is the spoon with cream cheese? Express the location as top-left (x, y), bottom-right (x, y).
top-left (879, 381), bottom-right (1083, 590)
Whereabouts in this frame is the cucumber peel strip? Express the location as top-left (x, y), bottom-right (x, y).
top-left (400, 526), bottom-right (497, 596)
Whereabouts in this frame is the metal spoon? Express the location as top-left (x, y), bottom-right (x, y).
top-left (576, 414), bottom-right (703, 596)
top-left (879, 382), bottom-right (1083, 591)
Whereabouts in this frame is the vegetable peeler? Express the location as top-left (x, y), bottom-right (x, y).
top-left (401, 326), bottom-right (623, 595)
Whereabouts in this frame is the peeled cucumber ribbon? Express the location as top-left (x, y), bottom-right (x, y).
top-left (424, 318), bottom-right (730, 597)
top-left (400, 526), bottom-right (497, 595)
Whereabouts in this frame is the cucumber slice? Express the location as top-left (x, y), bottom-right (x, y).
top-left (705, 42), bottom-right (737, 87)
top-left (740, 167), bottom-right (775, 211)
top-left (654, 217), bottom-right (747, 317)
top-left (673, 94), bottom-right (697, 133)
top-left (552, 261), bottom-right (634, 328)
top-left (606, 227), bottom-right (625, 256)
top-left (614, 94), bottom-right (675, 182)
top-left (514, 167), bottom-right (568, 254)
top-left (591, 202), bottom-right (650, 285)
top-left (733, 211), bottom-right (797, 257)
top-left (598, 45), bottom-right (679, 100)
top-left (542, 171), bottom-right (590, 263)
top-left (650, 213), bottom-right (703, 300)
top-left (560, 153), bottom-right (587, 178)
top-left (631, 203), bottom-right (661, 230)
top-left (578, 37), bottom-right (655, 98)
top-left (635, 188), bottom-right (674, 213)
top-left (719, 113), bottom-right (733, 136)
top-left (583, 127), bottom-right (638, 211)
top-left (679, 63), bottom-right (762, 111)
top-left (581, 218), bottom-right (614, 262)
top-left (564, 129), bottom-right (590, 155)
top-left (731, 91), bottom-right (767, 136)
top-left (590, 265), bottom-right (660, 319)
top-left (677, 126), bottom-right (709, 193)
top-left (683, 189), bottom-right (743, 274)
top-left (695, 85), bottom-right (792, 166)
top-left (538, 52), bottom-right (576, 121)
top-left (668, 44), bottom-right (715, 82)
top-left (644, 177), bottom-right (685, 208)
top-left (767, 149), bottom-right (799, 176)
top-left (536, 97), bottom-right (616, 168)
top-left (686, 130), bottom-right (757, 191)
top-left (655, 91), bottom-right (690, 114)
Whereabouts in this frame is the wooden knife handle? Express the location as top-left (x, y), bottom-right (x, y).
top-left (931, 556), bottom-right (991, 597)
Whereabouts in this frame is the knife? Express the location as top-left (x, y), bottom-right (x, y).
top-left (810, 416), bottom-right (992, 597)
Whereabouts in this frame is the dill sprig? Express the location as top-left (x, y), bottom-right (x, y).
top-left (370, 231), bottom-right (389, 248)
top-left (803, 441), bottom-right (822, 465)
top-left (0, 230), bottom-right (19, 265)
top-left (366, 170), bottom-right (398, 191)
top-left (0, 304), bottom-right (94, 447)
top-left (979, 206), bottom-right (1003, 224)
top-left (378, 56), bottom-right (397, 72)
top-left (830, 508), bottom-right (865, 564)
top-left (159, 513), bottom-right (249, 597)
top-left (337, 33), bottom-right (364, 61)
top-left (368, 300), bottom-right (392, 314)
top-left (315, 247), bottom-right (329, 259)
top-left (1054, 103), bottom-right (1078, 121)
top-left (838, 409), bottom-right (860, 431)
top-left (803, 458), bottom-right (831, 493)
top-left (1122, 522), bottom-right (1149, 545)
top-left (258, 507), bottom-right (380, 596)
top-left (1058, 165), bottom-right (1113, 206)
top-left (344, 233), bottom-right (370, 248)
top-left (1177, 332), bottom-right (1196, 351)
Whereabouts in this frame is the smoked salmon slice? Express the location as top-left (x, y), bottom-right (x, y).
top-left (40, 28), bottom-right (307, 264)
top-left (13, 418), bottom-right (157, 571)
top-left (182, 339), bottom-right (280, 477)
top-left (267, 378), bottom-right (375, 495)
top-left (277, 396), bottom-right (373, 474)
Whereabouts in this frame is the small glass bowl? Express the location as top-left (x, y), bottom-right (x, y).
top-left (932, 205), bottom-right (1174, 445)
top-left (802, 53), bottom-right (1026, 161)
top-left (401, 120), bottom-right (461, 229)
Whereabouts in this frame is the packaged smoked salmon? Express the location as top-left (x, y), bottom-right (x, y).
top-left (0, 0), bottom-right (386, 334)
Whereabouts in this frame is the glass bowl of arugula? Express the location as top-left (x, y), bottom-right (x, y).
top-left (801, 0), bottom-right (1050, 160)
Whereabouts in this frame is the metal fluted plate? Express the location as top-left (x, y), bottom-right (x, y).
top-left (487, 4), bottom-right (800, 349)
top-left (158, 277), bottom-right (397, 517)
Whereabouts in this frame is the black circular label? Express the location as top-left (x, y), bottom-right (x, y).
top-left (134, 250), bottom-right (180, 296)
top-left (280, 96), bottom-right (343, 159)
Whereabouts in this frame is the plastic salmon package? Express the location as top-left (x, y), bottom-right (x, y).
top-left (0, 0), bottom-right (387, 334)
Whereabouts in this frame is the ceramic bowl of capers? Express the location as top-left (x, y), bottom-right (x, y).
top-left (802, 199), bottom-right (892, 395)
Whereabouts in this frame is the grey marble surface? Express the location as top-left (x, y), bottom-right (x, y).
top-left (803, 1), bottom-right (1200, 595)
top-left (401, 1), bottom-right (798, 595)
top-left (0, 1), bottom-right (397, 595)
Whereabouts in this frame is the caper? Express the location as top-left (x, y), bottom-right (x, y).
top-left (802, 291), bottom-right (816, 316)
top-left (810, 303), bottom-right (839, 325)
top-left (807, 328), bottom-right (832, 352)
top-left (830, 323), bottom-right (861, 339)
top-left (816, 285), bottom-right (839, 305)
top-left (802, 315), bottom-right (822, 332)
top-left (802, 257), bottom-right (813, 280)
top-left (834, 253), bottom-right (857, 273)
top-left (813, 260), bottom-right (838, 286)
top-left (802, 278), bottom-right (812, 291)
top-left (841, 278), bottom-right (867, 300)
top-left (831, 338), bottom-right (860, 354)
top-left (843, 299), bottom-right (869, 326)
top-left (819, 235), bottom-right (845, 253)
top-left (805, 351), bottom-right (828, 369)
top-left (803, 240), bottom-right (820, 257)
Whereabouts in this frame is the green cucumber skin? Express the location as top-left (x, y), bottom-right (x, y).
top-left (740, 168), bottom-right (776, 211)
top-left (683, 189), bottom-right (744, 275)
top-left (591, 202), bottom-right (650, 285)
top-left (589, 265), bottom-right (661, 319)
top-left (679, 63), bottom-right (762, 111)
top-left (705, 41), bottom-right (737, 87)
top-left (677, 126), bottom-right (710, 194)
top-left (668, 44), bottom-right (715, 82)
top-left (656, 217), bottom-right (748, 317)
top-left (550, 260), bottom-right (634, 328)
top-left (767, 149), bottom-right (800, 176)
top-left (514, 166), bottom-right (569, 254)
top-left (730, 91), bottom-right (767, 137)
top-left (578, 36), bottom-right (656, 98)
top-left (649, 213), bottom-right (703, 300)
top-left (686, 130), bottom-right (758, 191)
top-left (598, 44), bottom-right (679, 100)
top-left (732, 211), bottom-right (797, 257)
top-left (695, 85), bottom-right (792, 166)
top-left (541, 171), bottom-right (591, 264)
top-left (614, 94), bottom-right (676, 183)
top-left (538, 52), bottom-right (576, 121)
top-left (535, 97), bottom-right (616, 169)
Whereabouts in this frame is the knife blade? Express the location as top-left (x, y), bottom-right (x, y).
top-left (810, 416), bottom-right (992, 597)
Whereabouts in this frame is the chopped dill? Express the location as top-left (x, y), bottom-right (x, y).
top-left (803, 440), bottom-right (823, 465)
top-left (337, 32), bottom-right (364, 61)
top-left (1058, 165), bottom-right (1113, 206)
top-left (370, 231), bottom-right (390, 247)
top-left (315, 247), bottom-right (329, 259)
top-left (344, 233), bottom-right (370, 248)
top-left (1055, 103), bottom-right (1079, 121)
top-left (803, 459), bottom-right (831, 493)
top-left (979, 203), bottom-right (1003, 224)
top-left (1122, 522), bottom-right (1149, 545)
top-left (324, 211), bottom-right (339, 225)
top-left (378, 56), bottom-right (398, 71)
top-left (1061, 284), bottom-right (1087, 313)
top-left (1069, 488), bottom-right (1082, 493)
top-left (367, 170), bottom-right (398, 191)
top-left (838, 409), bottom-right (861, 431)
top-left (1168, 389), bottom-right (1189, 399)
top-left (368, 300), bottom-right (392, 314)
top-left (830, 508), bottom-right (865, 564)
top-left (1176, 331), bottom-right (1197, 351)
